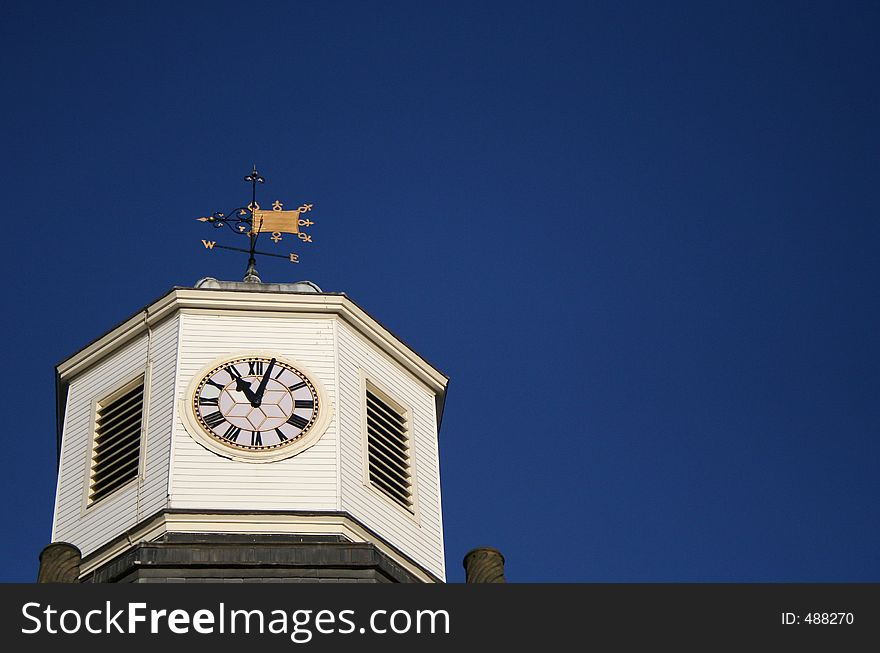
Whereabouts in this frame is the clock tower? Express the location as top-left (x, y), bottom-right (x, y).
top-left (41, 277), bottom-right (449, 583)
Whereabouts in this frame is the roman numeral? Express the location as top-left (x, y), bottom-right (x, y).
top-left (287, 413), bottom-right (309, 429)
top-left (274, 368), bottom-right (285, 380)
top-left (251, 431), bottom-right (262, 446)
top-left (222, 424), bottom-right (241, 441)
top-left (295, 399), bottom-right (314, 410)
top-left (275, 428), bottom-right (288, 442)
top-left (227, 365), bottom-right (243, 380)
top-left (206, 379), bottom-right (225, 390)
top-left (248, 360), bottom-right (264, 375)
top-left (288, 381), bottom-right (306, 391)
top-left (203, 411), bottom-right (226, 428)
top-left (199, 396), bottom-right (219, 406)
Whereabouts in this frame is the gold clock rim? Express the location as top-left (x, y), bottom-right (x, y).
top-left (192, 355), bottom-right (320, 452)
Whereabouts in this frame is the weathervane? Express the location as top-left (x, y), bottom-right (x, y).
top-left (196, 166), bottom-right (316, 282)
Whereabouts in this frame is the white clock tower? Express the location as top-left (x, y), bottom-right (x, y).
top-left (41, 278), bottom-right (449, 583)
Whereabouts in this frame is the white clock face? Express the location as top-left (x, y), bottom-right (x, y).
top-left (192, 356), bottom-right (319, 451)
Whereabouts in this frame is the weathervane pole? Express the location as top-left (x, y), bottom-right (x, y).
top-left (243, 165), bottom-right (265, 283)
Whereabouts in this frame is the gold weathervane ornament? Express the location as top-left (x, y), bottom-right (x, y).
top-left (195, 166), bottom-right (317, 282)
top-left (250, 200), bottom-right (315, 243)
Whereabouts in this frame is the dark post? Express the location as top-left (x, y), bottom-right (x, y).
top-left (37, 542), bottom-right (82, 583)
top-left (463, 547), bottom-right (506, 583)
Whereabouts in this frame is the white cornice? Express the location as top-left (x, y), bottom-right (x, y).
top-left (57, 288), bottom-right (448, 396)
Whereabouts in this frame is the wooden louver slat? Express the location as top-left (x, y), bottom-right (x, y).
top-left (366, 389), bottom-right (412, 512)
top-left (92, 419), bottom-right (141, 457)
top-left (96, 386), bottom-right (142, 420)
top-left (366, 426), bottom-right (409, 468)
top-left (367, 437), bottom-right (409, 474)
top-left (366, 396), bottom-right (407, 432)
top-left (89, 377), bottom-right (144, 504)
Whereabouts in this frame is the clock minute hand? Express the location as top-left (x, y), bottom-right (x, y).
top-left (252, 358), bottom-right (277, 406)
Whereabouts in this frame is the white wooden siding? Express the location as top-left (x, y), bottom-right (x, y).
top-left (139, 315), bottom-right (179, 520)
top-left (336, 321), bottom-right (446, 579)
top-left (52, 314), bottom-right (179, 556)
top-left (169, 312), bottom-right (339, 511)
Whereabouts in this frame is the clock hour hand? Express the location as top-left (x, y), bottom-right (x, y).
top-left (252, 358), bottom-right (277, 406)
top-left (235, 377), bottom-right (259, 404)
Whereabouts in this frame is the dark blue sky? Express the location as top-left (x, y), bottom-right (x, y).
top-left (2, 1), bottom-right (877, 582)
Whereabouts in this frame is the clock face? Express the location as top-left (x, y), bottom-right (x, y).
top-left (191, 355), bottom-right (319, 452)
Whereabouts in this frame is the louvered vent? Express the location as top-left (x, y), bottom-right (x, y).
top-left (89, 376), bottom-right (144, 505)
top-left (366, 387), bottom-right (413, 512)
